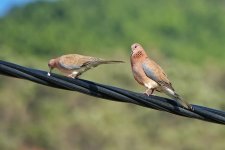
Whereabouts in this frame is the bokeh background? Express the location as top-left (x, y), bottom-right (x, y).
top-left (0, 0), bottom-right (225, 150)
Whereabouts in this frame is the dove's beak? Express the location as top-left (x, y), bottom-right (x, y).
top-left (48, 67), bottom-right (53, 76)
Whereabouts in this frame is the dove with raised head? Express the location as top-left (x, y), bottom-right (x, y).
top-left (130, 43), bottom-right (192, 110)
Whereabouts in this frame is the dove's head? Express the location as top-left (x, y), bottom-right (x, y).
top-left (48, 59), bottom-right (57, 73)
top-left (131, 43), bottom-right (146, 58)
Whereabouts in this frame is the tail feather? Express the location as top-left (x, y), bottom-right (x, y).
top-left (162, 87), bottom-right (193, 110)
top-left (174, 93), bottom-right (193, 110)
top-left (99, 60), bottom-right (125, 64)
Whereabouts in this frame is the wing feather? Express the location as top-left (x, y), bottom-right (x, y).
top-left (58, 54), bottom-right (100, 70)
top-left (142, 59), bottom-right (174, 91)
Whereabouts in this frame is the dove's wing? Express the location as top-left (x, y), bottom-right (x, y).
top-left (59, 54), bottom-right (101, 70)
top-left (142, 58), bottom-right (192, 109)
top-left (142, 58), bottom-right (174, 91)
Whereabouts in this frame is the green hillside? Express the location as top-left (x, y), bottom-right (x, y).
top-left (0, 0), bottom-right (225, 150)
top-left (1, 0), bottom-right (225, 63)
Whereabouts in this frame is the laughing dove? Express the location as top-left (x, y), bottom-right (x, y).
top-left (48, 54), bottom-right (124, 78)
top-left (130, 43), bottom-right (192, 110)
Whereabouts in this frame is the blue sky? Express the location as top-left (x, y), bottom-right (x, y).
top-left (0, 0), bottom-right (57, 17)
top-left (0, 0), bottom-right (34, 17)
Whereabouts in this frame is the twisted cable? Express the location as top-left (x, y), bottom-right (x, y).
top-left (0, 60), bottom-right (225, 125)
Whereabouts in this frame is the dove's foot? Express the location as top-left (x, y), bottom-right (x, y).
top-left (144, 89), bottom-right (155, 96)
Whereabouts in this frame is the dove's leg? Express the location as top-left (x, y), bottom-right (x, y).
top-left (67, 74), bottom-right (75, 78)
top-left (144, 88), bottom-right (155, 96)
top-left (67, 71), bottom-right (79, 79)
top-left (144, 82), bottom-right (157, 96)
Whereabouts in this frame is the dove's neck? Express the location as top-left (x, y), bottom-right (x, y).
top-left (131, 50), bottom-right (148, 66)
top-left (132, 50), bottom-right (147, 60)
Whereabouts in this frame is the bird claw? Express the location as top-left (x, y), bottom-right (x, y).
top-left (144, 92), bottom-right (150, 96)
top-left (144, 89), bottom-right (155, 96)
top-left (67, 74), bottom-right (80, 79)
top-left (47, 72), bottom-right (51, 76)
top-left (144, 93), bottom-right (156, 96)
top-left (67, 74), bottom-right (75, 78)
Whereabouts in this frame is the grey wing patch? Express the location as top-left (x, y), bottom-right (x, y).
top-left (59, 61), bottom-right (81, 70)
top-left (142, 63), bottom-right (159, 82)
top-left (142, 63), bottom-right (174, 91)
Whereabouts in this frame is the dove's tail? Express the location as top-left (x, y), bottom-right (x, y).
top-left (162, 87), bottom-right (193, 110)
top-left (173, 93), bottom-right (193, 110)
top-left (98, 60), bottom-right (125, 64)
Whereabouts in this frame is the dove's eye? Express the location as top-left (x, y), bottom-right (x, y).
top-left (134, 45), bottom-right (138, 48)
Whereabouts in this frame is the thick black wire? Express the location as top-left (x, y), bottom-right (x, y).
top-left (0, 60), bottom-right (225, 125)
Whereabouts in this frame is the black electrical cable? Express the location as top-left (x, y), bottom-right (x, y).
top-left (0, 60), bottom-right (225, 125)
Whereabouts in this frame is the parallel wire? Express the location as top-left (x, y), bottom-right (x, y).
top-left (0, 60), bottom-right (225, 125)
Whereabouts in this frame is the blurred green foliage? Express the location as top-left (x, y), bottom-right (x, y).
top-left (1, 0), bottom-right (225, 64)
top-left (0, 0), bottom-right (225, 150)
